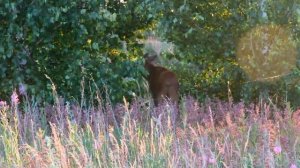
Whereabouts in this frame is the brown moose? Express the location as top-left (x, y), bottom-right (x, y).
top-left (144, 53), bottom-right (179, 118)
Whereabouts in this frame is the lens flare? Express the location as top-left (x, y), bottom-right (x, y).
top-left (236, 25), bottom-right (297, 81)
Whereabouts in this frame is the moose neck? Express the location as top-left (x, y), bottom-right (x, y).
top-left (144, 61), bottom-right (156, 72)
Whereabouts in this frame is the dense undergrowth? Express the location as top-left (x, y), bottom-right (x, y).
top-left (0, 91), bottom-right (299, 168)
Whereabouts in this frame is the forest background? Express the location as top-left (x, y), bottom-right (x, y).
top-left (1, 0), bottom-right (300, 107)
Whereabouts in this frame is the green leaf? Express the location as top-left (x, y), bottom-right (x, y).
top-left (92, 43), bottom-right (99, 50)
top-left (80, 9), bottom-right (86, 14)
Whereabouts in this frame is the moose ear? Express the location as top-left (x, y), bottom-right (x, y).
top-left (143, 53), bottom-right (149, 58)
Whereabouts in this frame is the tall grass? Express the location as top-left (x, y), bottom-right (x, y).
top-left (0, 92), bottom-right (299, 167)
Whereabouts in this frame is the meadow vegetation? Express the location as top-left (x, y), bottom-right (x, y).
top-left (0, 90), bottom-right (299, 167)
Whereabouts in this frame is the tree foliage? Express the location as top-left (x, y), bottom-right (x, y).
top-left (0, 0), bottom-right (155, 103)
top-left (156, 0), bottom-right (300, 106)
top-left (1, 0), bottom-right (300, 107)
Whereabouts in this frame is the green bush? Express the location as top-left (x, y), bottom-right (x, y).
top-left (156, 0), bottom-right (300, 106)
top-left (0, 0), bottom-right (154, 103)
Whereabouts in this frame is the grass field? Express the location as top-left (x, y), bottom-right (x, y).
top-left (0, 92), bottom-right (299, 168)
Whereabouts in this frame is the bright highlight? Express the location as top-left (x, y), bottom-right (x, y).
top-left (236, 25), bottom-right (297, 81)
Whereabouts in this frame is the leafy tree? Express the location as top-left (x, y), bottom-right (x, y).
top-left (155, 0), bottom-right (300, 106)
top-left (0, 0), bottom-right (156, 103)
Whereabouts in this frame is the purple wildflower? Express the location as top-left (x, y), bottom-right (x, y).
top-left (208, 157), bottom-right (216, 164)
top-left (11, 91), bottom-right (19, 105)
top-left (19, 83), bottom-right (26, 95)
top-left (273, 146), bottom-right (282, 155)
top-left (0, 100), bottom-right (7, 107)
top-left (0, 100), bottom-right (9, 111)
top-left (94, 140), bottom-right (101, 150)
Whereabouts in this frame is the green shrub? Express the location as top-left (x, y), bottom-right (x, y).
top-left (0, 0), bottom-right (154, 103)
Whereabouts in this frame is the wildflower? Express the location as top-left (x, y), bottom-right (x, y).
top-left (94, 140), bottom-right (101, 150)
top-left (19, 83), bottom-right (26, 95)
top-left (273, 145), bottom-right (282, 155)
top-left (11, 91), bottom-right (19, 105)
top-left (290, 164), bottom-right (297, 168)
top-left (208, 157), bottom-right (216, 164)
top-left (0, 100), bottom-right (7, 107)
